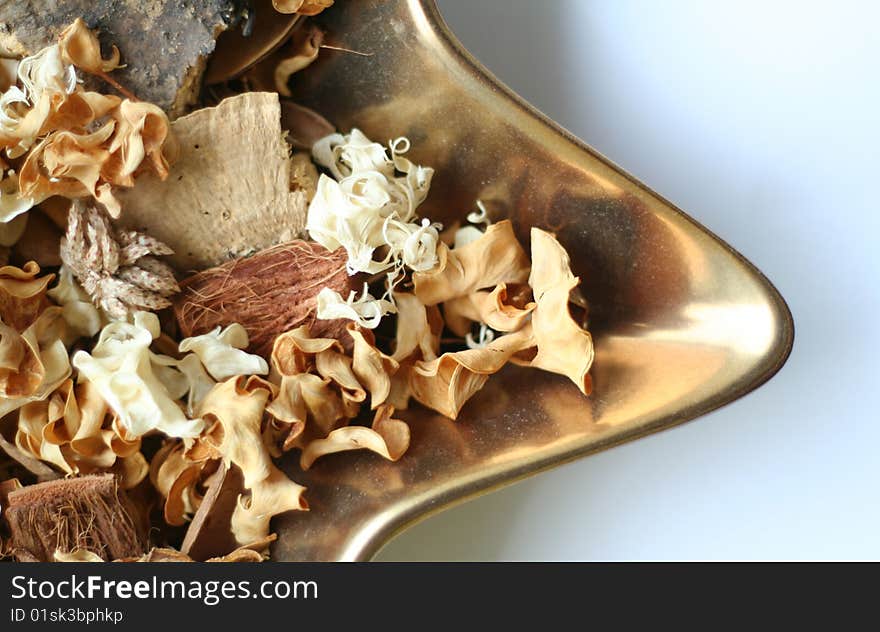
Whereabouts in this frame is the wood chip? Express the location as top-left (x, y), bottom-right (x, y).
top-left (4, 474), bottom-right (148, 562)
top-left (0, 1), bottom-right (238, 116)
top-left (117, 92), bottom-right (314, 272)
top-left (180, 463), bottom-right (243, 561)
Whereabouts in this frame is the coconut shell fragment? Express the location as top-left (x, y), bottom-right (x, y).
top-left (174, 240), bottom-right (355, 358)
top-left (3, 474), bottom-right (148, 562)
top-left (116, 92), bottom-right (316, 271)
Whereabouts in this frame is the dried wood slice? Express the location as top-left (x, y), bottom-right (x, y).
top-left (180, 464), bottom-right (243, 561)
top-left (4, 474), bottom-right (149, 562)
top-left (0, 0), bottom-right (239, 116)
top-left (116, 92), bottom-right (314, 272)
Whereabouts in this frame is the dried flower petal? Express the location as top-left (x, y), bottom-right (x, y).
top-left (413, 220), bottom-right (531, 306)
top-left (197, 376), bottom-right (308, 547)
top-left (0, 305), bottom-right (70, 418)
top-left (0, 260), bottom-right (53, 331)
top-left (72, 311), bottom-right (204, 438)
top-left (58, 18), bottom-right (121, 74)
top-left (47, 265), bottom-right (106, 343)
top-left (410, 325), bottom-right (535, 419)
top-left (300, 404), bottom-right (409, 469)
top-left (273, 0), bottom-right (334, 15)
top-left (511, 228), bottom-right (594, 395)
top-left (178, 324), bottom-right (269, 381)
top-left (316, 283), bottom-right (397, 329)
top-left (443, 282), bottom-right (536, 337)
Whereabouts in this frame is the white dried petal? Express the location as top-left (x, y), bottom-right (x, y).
top-left (178, 323), bottom-right (269, 381)
top-left (72, 311), bottom-right (204, 438)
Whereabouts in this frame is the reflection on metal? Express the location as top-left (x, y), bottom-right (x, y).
top-left (272, 0), bottom-right (794, 561)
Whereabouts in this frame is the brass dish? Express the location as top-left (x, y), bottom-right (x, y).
top-left (272, 0), bottom-right (794, 560)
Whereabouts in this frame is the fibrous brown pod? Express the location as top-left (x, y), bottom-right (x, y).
top-left (3, 474), bottom-right (149, 562)
top-left (174, 240), bottom-right (355, 358)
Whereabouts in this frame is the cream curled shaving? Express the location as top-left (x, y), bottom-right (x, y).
top-left (17, 44), bottom-right (77, 106)
top-left (316, 282), bottom-right (397, 330)
top-left (307, 129), bottom-right (440, 317)
top-left (454, 200), bottom-right (492, 249)
top-left (74, 313), bottom-right (270, 438)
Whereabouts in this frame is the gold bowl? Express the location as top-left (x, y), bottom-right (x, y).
top-left (271, 0), bottom-right (794, 560)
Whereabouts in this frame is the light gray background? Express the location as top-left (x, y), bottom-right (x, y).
top-left (376, 0), bottom-right (879, 560)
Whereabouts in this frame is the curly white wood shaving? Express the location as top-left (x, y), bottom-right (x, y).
top-left (316, 283), bottom-right (397, 329)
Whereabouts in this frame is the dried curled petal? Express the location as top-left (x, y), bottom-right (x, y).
top-left (106, 100), bottom-right (177, 186)
top-left (197, 376), bottom-right (308, 546)
top-left (58, 18), bottom-right (121, 74)
top-left (0, 305), bottom-right (70, 419)
top-left (14, 378), bottom-right (146, 487)
top-left (300, 404), bottom-right (410, 469)
top-left (0, 261), bottom-right (53, 331)
top-left (46, 265), bottom-right (106, 343)
top-left (412, 220), bottom-right (531, 306)
top-left (390, 292), bottom-right (442, 362)
top-left (178, 324), bottom-right (268, 381)
top-left (510, 228), bottom-right (594, 395)
top-left (307, 130), bottom-right (436, 289)
top-left (410, 325), bottom-right (535, 419)
top-left (72, 312), bottom-right (204, 438)
top-left (316, 283), bottom-right (396, 329)
top-left (443, 282), bottom-right (536, 337)
top-left (272, 0), bottom-right (334, 15)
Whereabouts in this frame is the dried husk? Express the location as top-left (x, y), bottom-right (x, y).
top-left (4, 474), bottom-right (148, 562)
top-left (173, 240), bottom-right (353, 358)
top-left (116, 92), bottom-right (315, 270)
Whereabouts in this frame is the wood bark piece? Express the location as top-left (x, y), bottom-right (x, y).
top-left (0, 0), bottom-right (238, 116)
top-left (180, 464), bottom-right (243, 561)
top-left (117, 92), bottom-right (314, 272)
top-left (174, 239), bottom-right (354, 357)
top-left (4, 474), bottom-right (148, 562)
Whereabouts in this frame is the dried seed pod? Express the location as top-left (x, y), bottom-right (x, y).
top-left (174, 240), bottom-right (354, 358)
top-left (59, 201), bottom-right (179, 319)
top-left (4, 474), bottom-right (149, 562)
